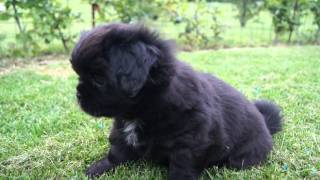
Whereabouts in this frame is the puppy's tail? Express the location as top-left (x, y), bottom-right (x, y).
top-left (254, 100), bottom-right (282, 135)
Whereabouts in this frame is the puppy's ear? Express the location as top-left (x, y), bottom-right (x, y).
top-left (108, 41), bottom-right (159, 97)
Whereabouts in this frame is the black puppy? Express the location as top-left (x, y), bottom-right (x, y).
top-left (70, 23), bottom-right (282, 180)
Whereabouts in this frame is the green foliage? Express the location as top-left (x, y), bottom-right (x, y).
top-left (234, 0), bottom-right (264, 27)
top-left (0, 0), bottom-right (37, 55)
top-left (107, 0), bottom-right (162, 23)
top-left (83, 0), bottom-right (163, 23)
top-left (0, 0), bottom-right (25, 32)
top-left (0, 0), bottom-right (319, 57)
top-left (265, 0), bottom-right (309, 43)
top-left (310, 0), bottom-right (320, 43)
top-left (168, 1), bottom-right (210, 48)
top-left (0, 0), bottom-right (80, 56)
top-left (26, 0), bottom-right (80, 52)
top-left (165, 0), bottom-right (224, 49)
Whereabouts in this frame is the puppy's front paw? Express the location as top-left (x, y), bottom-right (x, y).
top-left (85, 159), bottom-right (113, 178)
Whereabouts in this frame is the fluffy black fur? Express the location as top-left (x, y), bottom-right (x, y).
top-left (70, 23), bottom-right (282, 180)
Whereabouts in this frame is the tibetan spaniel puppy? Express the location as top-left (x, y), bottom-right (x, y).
top-left (70, 23), bottom-right (282, 180)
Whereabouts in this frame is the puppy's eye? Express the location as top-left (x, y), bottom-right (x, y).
top-left (92, 75), bottom-right (105, 87)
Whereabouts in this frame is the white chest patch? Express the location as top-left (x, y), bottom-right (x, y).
top-left (123, 121), bottom-right (139, 147)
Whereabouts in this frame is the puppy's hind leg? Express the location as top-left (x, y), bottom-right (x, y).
top-left (227, 134), bottom-right (273, 169)
top-left (85, 144), bottom-right (140, 178)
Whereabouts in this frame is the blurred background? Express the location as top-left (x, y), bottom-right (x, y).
top-left (1, 1), bottom-right (320, 179)
top-left (0, 0), bottom-right (319, 57)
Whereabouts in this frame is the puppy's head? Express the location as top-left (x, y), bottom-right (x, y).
top-left (70, 23), bottom-right (175, 117)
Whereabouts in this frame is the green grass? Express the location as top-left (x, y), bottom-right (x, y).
top-left (0, 46), bottom-right (320, 179)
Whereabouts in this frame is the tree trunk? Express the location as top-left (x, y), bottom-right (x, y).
top-left (240, 0), bottom-right (248, 27)
top-left (316, 28), bottom-right (320, 44)
top-left (12, 0), bottom-right (24, 33)
top-left (57, 27), bottom-right (69, 53)
top-left (274, 33), bottom-right (280, 45)
top-left (91, 3), bottom-right (98, 28)
top-left (288, 0), bottom-right (299, 43)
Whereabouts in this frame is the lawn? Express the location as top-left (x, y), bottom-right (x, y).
top-left (0, 46), bottom-right (319, 179)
